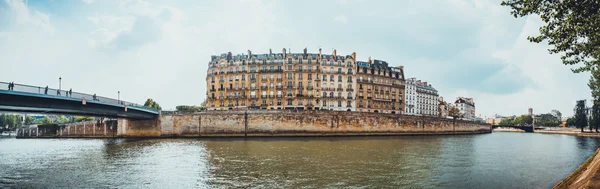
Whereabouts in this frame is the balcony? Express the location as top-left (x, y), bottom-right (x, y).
top-left (347, 97), bottom-right (353, 100)
top-left (269, 95), bottom-right (274, 98)
top-left (346, 88), bottom-right (354, 92)
top-left (276, 86), bottom-right (283, 89)
top-left (276, 78), bottom-right (282, 81)
top-left (218, 88), bottom-right (224, 91)
top-left (210, 89), bottom-right (216, 92)
top-left (307, 86), bottom-right (314, 90)
top-left (250, 78), bottom-right (256, 81)
top-left (261, 86), bottom-right (268, 90)
top-left (359, 105), bottom-right (364, 108)
top-left (277, 95), bottom-right (282, 98)
top-left (297, 86), bottom-right (304, 90)
top-left (338, 79), bottom-right (343, 82)
top-left (261, 95), bottom-right (267, 98)
top-left (336, 88), bottom-right (343, 91)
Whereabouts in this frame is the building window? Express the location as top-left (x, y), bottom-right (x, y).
top-left (288, 99), bottom-right (292, 105)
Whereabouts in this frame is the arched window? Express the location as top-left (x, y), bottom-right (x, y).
top-left (338, 68), bottom-right (342, 74)
top-left (323, 92), bottom-right (327, 97)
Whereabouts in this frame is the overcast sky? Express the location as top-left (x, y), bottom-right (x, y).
top-left (0, 0), bottom-right (592, 117)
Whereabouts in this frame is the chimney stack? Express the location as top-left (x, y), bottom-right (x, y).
top-left (247, 50), bottom-right (252, 58)
top-left (303, 47), bottom-right (307, 57)
top-left (333, 49), bottom-right (337, 60)
top-left (269, 48), bottom-right (272, 55)
top-left (283, 48), bottom-right (286, 57)
top-left (318, 47), bottom-right (322, 55)
top-left (351, 52), bottom-right (356, 60)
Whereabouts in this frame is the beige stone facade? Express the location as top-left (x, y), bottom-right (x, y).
top-left (355, 59), bottom-right (405, 114)
top-left (206, 49), bottom-right (405, 114)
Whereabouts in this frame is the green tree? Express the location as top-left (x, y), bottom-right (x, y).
top-left (448, 105), bottom-right (461, 120)
top-left (538, 113), bottom-right (560, 127)
top-left (24, 115), bottom-right (35, 125)
top-left (144, 98), bottom-right (162, 110)
top-left (591, 102), bottom-right (600, 132)
top-left (499, 117), bottom-right (515, 126)
top-left (501, 0), bottom-right (600, 73)
top-left (574, 100), bottom-right (588, 132)
top-left (74, 116), bottom-right (94, 122)
top-left (176, 105), bottom-right (205, 112)
top-left (502, 1), bottom-right (600, 102)
top-left (54, 116), bottom-right (68, 124)
top-left (566, 117), bottom-right (576, 127)
top-left (41, 116), bottom-right (51, 125)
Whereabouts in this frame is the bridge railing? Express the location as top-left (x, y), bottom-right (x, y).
top-left (0, 81), bottom-right (157, 112)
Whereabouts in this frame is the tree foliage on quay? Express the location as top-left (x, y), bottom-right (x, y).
top-left (590, 102), bottom-right (600, 132)
top-left (501, 1), bottom-right (600, 106)
top-left (144, 98), bottom-right (162, 110)
top-left (448, 105), bottom-right (461, 120)
top-left (501, 0), bottom-right (600, 73)
top-left (175, 105), bottom-right (206, 112)
top-left (574, 100), bottom-right (588, 132)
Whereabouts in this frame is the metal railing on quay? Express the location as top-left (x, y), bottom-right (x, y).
top-left (1, 81), bottom-right (156, 111)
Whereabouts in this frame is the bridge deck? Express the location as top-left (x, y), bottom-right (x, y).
top-left (0, 81), bottom-right (159, 119)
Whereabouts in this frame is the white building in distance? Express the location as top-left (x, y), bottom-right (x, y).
top-left (455, 97), bottom-right (475, 120)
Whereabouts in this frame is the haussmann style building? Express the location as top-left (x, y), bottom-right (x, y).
top-left (205, 48), bottom-right (406, 114)
top-left (455, 97), bottom-right (475, 120)
top-left (404, 77), bottom-right (439, 116)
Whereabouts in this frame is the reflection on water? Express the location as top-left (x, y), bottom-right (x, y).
top-left (0, 132), bottom-right (598, 188)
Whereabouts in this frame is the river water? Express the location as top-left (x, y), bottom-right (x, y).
top-left (0, 132), bottom-right (598, 188)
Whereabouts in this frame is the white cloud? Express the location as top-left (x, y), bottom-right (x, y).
top-left (0, 0), bottom-right (591, 118)
top-left (333, 15), bottom-right (348, 24)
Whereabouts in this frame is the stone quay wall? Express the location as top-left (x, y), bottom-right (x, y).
top-left (24, 111), bottom-right (491, 138)
top-left (123, 111), bottom-right (491, 137)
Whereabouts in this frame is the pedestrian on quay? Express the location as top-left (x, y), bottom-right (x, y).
top-left (69, 88), bottom-right (72, 97)
top-left (44, 86), bottom-right (48, 94)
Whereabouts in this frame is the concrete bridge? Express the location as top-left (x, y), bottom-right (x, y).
top-left (0, 81), bottom-right (159, 120)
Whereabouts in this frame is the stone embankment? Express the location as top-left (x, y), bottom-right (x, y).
top-left (18, 111), bottom-right (492, 138)
top-left (554, 147), bottom-right (600, 188)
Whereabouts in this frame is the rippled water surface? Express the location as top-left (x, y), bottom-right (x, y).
top-left (1, 132), bottom-right (599, 188)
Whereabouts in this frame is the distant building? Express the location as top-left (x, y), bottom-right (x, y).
top-left (486, 115), bottom-right (505, 125)
top-left (455, 97), bottom-right (475, 121)
top-left (528, 108), bottom-right (533, 115)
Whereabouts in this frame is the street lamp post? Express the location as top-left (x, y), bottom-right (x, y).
top-left (59, 77), bottom-right (62, 96)
top-left (118, 91), bottom-right (120, 104)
